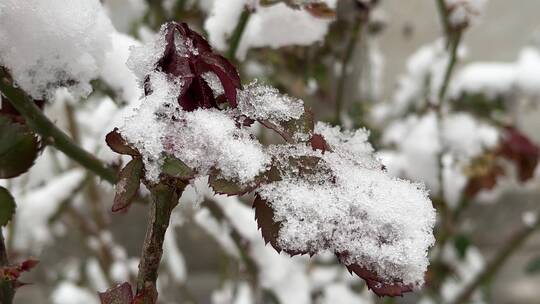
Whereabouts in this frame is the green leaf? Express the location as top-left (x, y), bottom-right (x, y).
top-left (0, 116), bottom-right (40, 179)
top-left (161, 157), bottom-right (194, 181)
top-left (112, 158), bottom-right (143, 212)
top-left (0, 186), bottom-right (16, 226)
top-left (454, 234), bottom-right (471, 260)
top-left (526, 256), bottom-right (540, 274)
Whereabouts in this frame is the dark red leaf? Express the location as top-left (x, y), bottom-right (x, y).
top-left (498, 126), bottom-right (540, 181)
top-left (196, 53), bottom-right (242, 107)
top-left (310, 133), bottom-right (330, 152)
top-left (105, 128), bottom-right (139, 156)
top-left (112, 158), bottom-right (143, 212)
top-left (344, 260), bottom-right (412, 297)
top-left (98, 282), bottom-right (134, 304)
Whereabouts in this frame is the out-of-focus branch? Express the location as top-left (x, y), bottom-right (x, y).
top-left (227, 7), bottom-right (251, 61)
top-left (335, 15), bottom-right (366, 123)
top-left (449, 216), bottom-right (540, 304)
top-left (0, 78), bottom-right (117, 184)
top-left (136, 183), bottom-right (184, 301)
top-left (0, 229), bottom-right (14, 304)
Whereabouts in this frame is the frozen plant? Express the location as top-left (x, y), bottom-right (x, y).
top-left (104, 21), bottom-right (436, 300)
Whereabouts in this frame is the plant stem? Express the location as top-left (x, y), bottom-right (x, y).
top-left (136, 183), bottom-right (184, 300)
top-left (335, 16), bottom-right (365, 124)
top-left (227, 8), bottom-right (251, 61)
top-left (0, 80), bottom-right (117, 184)
top-left (0, 229), bottom-right (14, 304)
top-left (438, 31), bottom-right (461, 103)
top-left (449, 217), bottom-right (540, 304)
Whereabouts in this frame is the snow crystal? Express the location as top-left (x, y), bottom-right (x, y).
top-left (258, 128), bottom-right (436, 287)
top-left (315, 122), bottom-right (378, 169)
top-left (164, 108), bottom-right (270, 183)
top-left (238, 81), bottom-right (305, 123)
top-left (0, 0), bottom-right (113, 99)
top-left (126, 26), bottom-right (168, 83)
top-left (119, 72), bottom-right (182, 182)
top-left (205, 1), bottom-right (334, 60)
top-left (202, 72), bottom-right (225, 97)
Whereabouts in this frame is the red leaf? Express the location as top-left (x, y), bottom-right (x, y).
top-left (98, 282), bottom-right (134, 304)
top-left (310, 133), bottom-right (330, 152)
top-left (196, 53), bottom-right (242, 107)
top-left (112, 158), bottom-right (143, 212)
top-left (344, 262), bottom-right (412, 297)
top-left (498, 126), bottom-right (540, 181)
top-left (105, 128), bottom-right (139, 156)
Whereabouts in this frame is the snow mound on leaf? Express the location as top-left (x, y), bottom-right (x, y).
top-left (257, 124), bottom-right (436, 288)
top-left (238, 81), bottom-right (305, 124)
top-left (0, 0), bottom-right (113, 99)
top-left (118, 72), bottom-right (269, 183)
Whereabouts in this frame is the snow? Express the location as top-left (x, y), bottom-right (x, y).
top-left (238, 81), bottom-right (305, 124)
top-left (164, 108), bottom-right (271, 183)
top-left (163, 227), bottom-right (187, 283)
top-left (100, 32), bottom-right (142, 102)
top-left (373, 40), bottom-right (451, 122)
top-left (380, 111), bottom-right (498, 205)
top-left (522, 211), bottom-right (538, 227)
top-left (257, 127), bottom-right (436, 287)
top-left (126, 26), bottom-right (168, 83)
top-left (451, 47), bottom-right (540, 98)
top-left (0, 0), bottom-right (113, 99)
top-left (121, 37), bottom-right (270, 184)
top-left (445, 0), bottom-right (488, 27)
top-left (441, 245), bottom-right (485, 303)
top-left (51, 282), bottom-right (99, 304)
top-left (205, 1), bottom-right (334, 60)
top-left (13, 169), bottom-right (86, 252)
top-left (320, 284), bottom-right (371, 304)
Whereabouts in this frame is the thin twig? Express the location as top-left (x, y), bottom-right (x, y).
top-left (335, 15), bottom-right (365, 123)
top-left (0, 228), bottom-right (14, 304)
top-left (449, 217), bottom-right (540, 304)
top-left (0, 78), bottom-right (117, 184)
top-left (227, 7), bottom-right (251, 61)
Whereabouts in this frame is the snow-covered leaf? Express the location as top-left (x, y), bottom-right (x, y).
top-left (161, 156), bottom-right (194, 181)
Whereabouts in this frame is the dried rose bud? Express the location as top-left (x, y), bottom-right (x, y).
top-left (147, 22), bottom-right (241, 111)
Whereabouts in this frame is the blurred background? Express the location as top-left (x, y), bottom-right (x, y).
top-left (2, 0), bottom-right (540, 303)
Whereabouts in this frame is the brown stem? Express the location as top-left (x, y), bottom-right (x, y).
top-left (334, 14), bottom-right (366, 123)
top-left (449, 216), bottom-right (540, 304)
top-left (0, 229), bottom-right (14, 304)
top-left (136, 183), bottom-right (184, 301)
